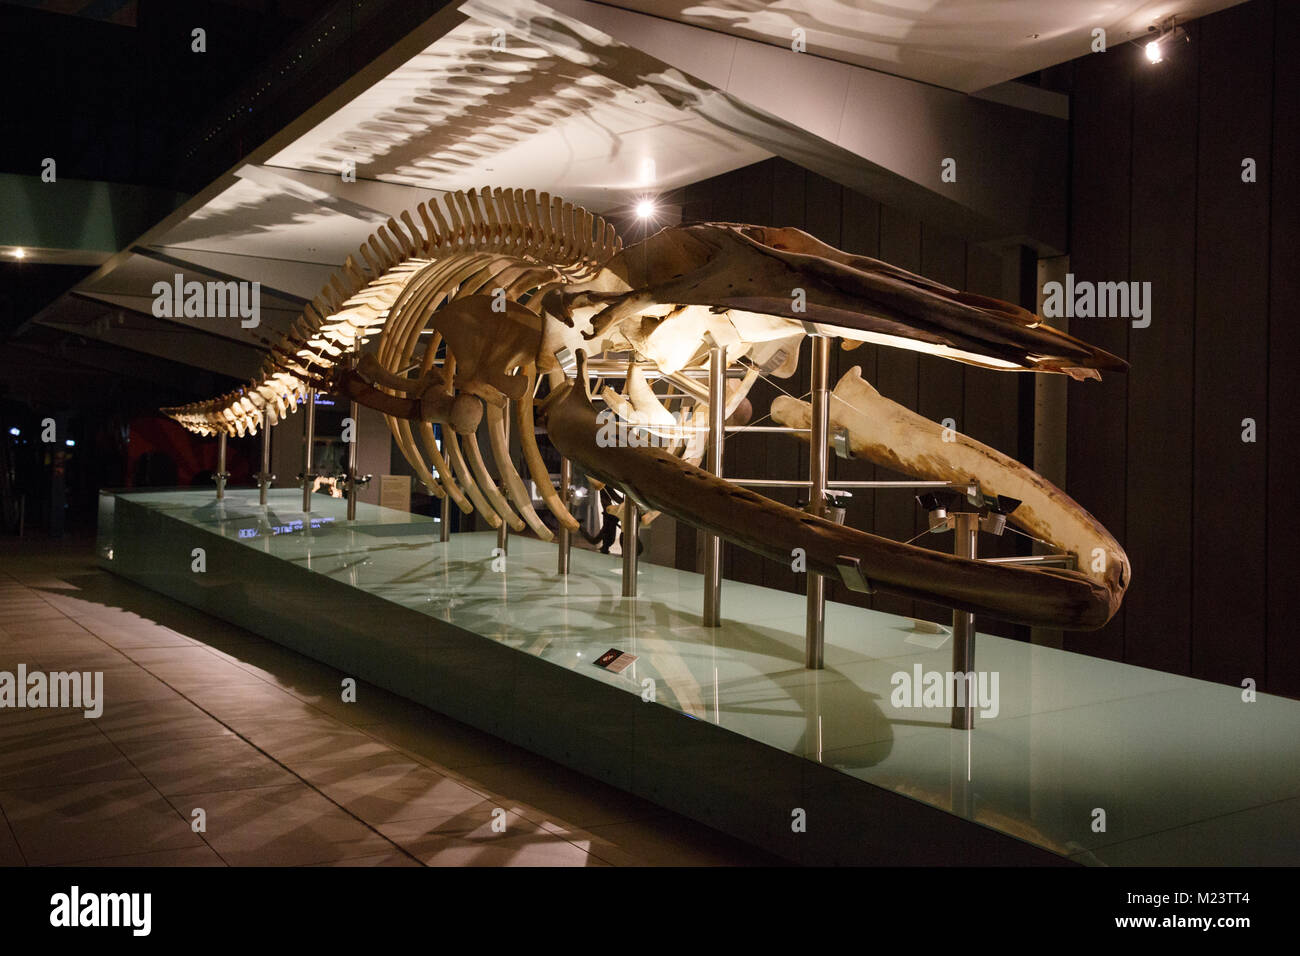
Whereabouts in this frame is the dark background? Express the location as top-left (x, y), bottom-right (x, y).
top-left (0, 0), bottom-right (450, 533)
top-left (1063, 0), bottom-right (1299, 697)
top-left (666, 0), bottom-right (1299, 697)
top-left (1, 0), bottom-right (1295, 695)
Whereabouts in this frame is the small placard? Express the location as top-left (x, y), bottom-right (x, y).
top-left (379, 474), bottom-right (411, 512)
top-left (593, 647), bottom-right (638, 674)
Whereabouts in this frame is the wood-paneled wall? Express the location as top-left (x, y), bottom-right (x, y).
top-left (1065, 0), bottom-right (1298, 696)
top-left (677, 158), bottom-right (1030, 636)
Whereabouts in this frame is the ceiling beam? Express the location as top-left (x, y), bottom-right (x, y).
top-left (537, 0), bottom-right (1068, 252)
top-left (32, 293), bottom-right (270, 380)
top-left (129, 245), bottom-right (309, 307)
top-left (144, 246), bottom-right (339, 302)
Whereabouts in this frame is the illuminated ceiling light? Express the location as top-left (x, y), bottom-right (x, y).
top-left (65, 439), bottom-right (76, 447)
top-left (7, 427), bottom-right (18, 437)
top-left (1142, 16), bottom-right (1188, 66)
top-left (11, 248), bottom-right (26, 259)
top-left (636, 199), bottom-right (656, 220)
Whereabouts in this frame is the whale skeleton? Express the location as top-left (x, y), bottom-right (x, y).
top-left (164, 186), bottom-right (1130, 630)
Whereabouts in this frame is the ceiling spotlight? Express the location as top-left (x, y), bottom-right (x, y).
top-left (65, 439), bottom-right (76, 447)
top-left (635, 199), bottom-right (656, 220)
top-left (11, 248), bottom-right (26, 259)
top-left (7, 427), bottom-right (18, 437)
top-left (1143, 16), bottom-right (1188, 65)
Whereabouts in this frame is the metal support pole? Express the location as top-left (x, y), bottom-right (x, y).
top-left (496, 400), bottom-right (509, 556)
top-left (215, 432), bottom-right (228, 501)
top-left (951, 511), bottom-right (979, 730)
top-left (702, 343), bottom-right (726, 627)
top-left (557, 457), bottom-right (571, 574)
top-left (440, 489), bottom-right (450, 542)
top-left (258, 419), bottom-right (273, 506)
top-left (805, 335), bottom-right (830, 670)
top-left (621, 496), bottom-right (639, 597)
top-left (346, 395), bottom-right (360, 522)
top-left (301, 389), bottom-right (316, 514)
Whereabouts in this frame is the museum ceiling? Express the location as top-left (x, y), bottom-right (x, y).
top-left (7, 0), bottom-right (1250, 386)
top-left (600, 0), bottom-right (1250, 92)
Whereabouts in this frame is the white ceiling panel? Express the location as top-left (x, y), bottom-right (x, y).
top-left (266, 0), bottom-right (772, 210)
top-left (157, 178), bottom-right (389, 266)
top-left (600, 0), bottom-right (1249, 92)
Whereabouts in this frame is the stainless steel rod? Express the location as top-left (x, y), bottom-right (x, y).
top-left (346, 397), bottom-right (359, 521)
top-left (834, 480), bottom-right (977, 491)
top-left (496, 400), bottom-right (509, 556)
top-left (417, 357), bottom-right (747, 379)
top-left (215, 432), bottom-right (227, 501)
top-left (702, 343), bottom-right (725, 627)
top-left (730, 478), bottom-right (977, 491)
top-left (258, 419), bottom-right (272, 506)
top-left (605, 424), bottom-right (810, 435)
top-left (301, 389), bottom-right (316, 514)
top-left (951, 511), bottom-right (979, 731)
top-left (805, 335), bottom-right (830, 670)
top-left (666, 370), bottom-right (710, 404)
top-left (981, 553), bottom-right (1074, 567)
top-left (439, 487), bottom-right (450, 542)
top-left (621, 497), bottom-right (639, 597)
top-left (557, 457), bottom-right (571, 574)
top-left (591, 363), bottom-right (748, 380)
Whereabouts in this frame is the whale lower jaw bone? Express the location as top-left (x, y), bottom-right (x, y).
top-left (545, 368), bottom-right (1117, 631)
top-left (770, 364), bottom-right (1129, 621)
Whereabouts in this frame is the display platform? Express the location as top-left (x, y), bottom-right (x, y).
top-left (97, 487), bottom-right (1300, 865)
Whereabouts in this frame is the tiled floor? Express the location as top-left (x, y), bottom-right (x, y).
top-left (0, 535), bottom-right (780, 867)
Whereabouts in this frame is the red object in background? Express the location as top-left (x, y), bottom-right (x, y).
top-left (126, 415), bottom-right (254, 487)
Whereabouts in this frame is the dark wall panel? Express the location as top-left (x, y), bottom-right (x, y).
top-left (1063, 0), bottom-right (1295, 696)
top-left (911, 226), bottom-right (969, 625)
top-left (731, 162), bottom-right (780, 590)
top-left (762, 160), bottom-right (810, 597)
top-left (1190, 0), bottom-right (1272, 685)
top-left (963, 250), bottom-right (1023, 470)
top-left (872, 207), bottom-right (923, 619)
top-left (828, 188), bottom-right (882, 609)
top-left (1063, 44), bottom-right (1132, 663)
top-left (670, 0), bottom-right (1294, 695)
top-left (1124, 20), bottom-right (1199, 676)
top-left (1268, 0), bottom-right (1300, 698)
